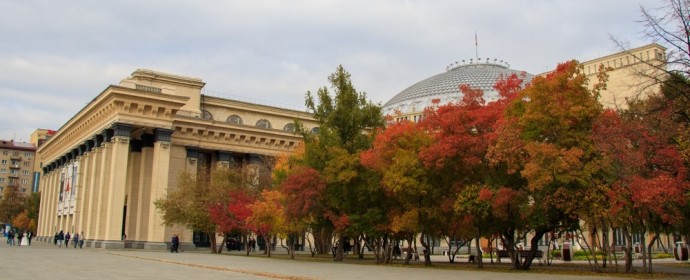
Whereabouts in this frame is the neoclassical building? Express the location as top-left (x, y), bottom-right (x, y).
top-left (36, 69), bottom-right (316, 249)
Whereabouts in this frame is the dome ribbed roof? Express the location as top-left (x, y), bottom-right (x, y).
top-left (383, 62), bottom-right (533, 115)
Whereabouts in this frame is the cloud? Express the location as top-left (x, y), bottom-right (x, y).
top-left (0, 0), bottom-right (666, 140)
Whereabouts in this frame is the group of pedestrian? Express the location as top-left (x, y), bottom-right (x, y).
top-left (5, 230), bottom-right (32, 246)
top-left (53, 230), bottom-right (84, 248)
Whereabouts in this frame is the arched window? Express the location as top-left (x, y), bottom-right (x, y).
top-left (283, 123), bottom-right (296, 132)
top-left (256, 119), bottom-right (272, 129)
top-left (201, 110), bottom-right (213, 120)
top-left (310, 127), bottom-right (320, 134)
top-left (226, 115), bottom-right (243, 125)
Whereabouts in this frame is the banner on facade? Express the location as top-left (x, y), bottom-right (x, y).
top-left (56, 161), bottom-right (78, 216)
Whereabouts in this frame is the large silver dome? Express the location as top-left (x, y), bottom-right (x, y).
top-left (383, 61), bottom-right (533, 116)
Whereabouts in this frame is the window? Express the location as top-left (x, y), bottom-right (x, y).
top-left (1, 159), bottom-right (6, 165)
top-left (310, 127), bottom-right (320, 134)
top-left (201, 110), bottom-right (214, 120)
top-left (0, 178), bottom-right (4, 182)
top-left (20, 188), bottom-right (26, 192)
top-left (283, 123), bottom-right (296, 132)
top-left (226, 115), bottom-right (243, 125)
top-left (0, 169), bottom-right (5, 173)
top-left (2, 150), bottom-right (7, 155)
top-left (24, 152), bottom-right (32, 157)
top-left (23, 162), bottom-right (30, 167)
top-left (256, 119), bottom-right (272, 129)
top-left (23, 170), bottom-right (29, 175)
top-left (21, 179), bottom-right (29, 184)
top-left (10, 169), bottom-right (18, 174)
top-left (13, 152), bottom-right (18, 156)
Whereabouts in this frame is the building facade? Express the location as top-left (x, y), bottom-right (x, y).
top-left (36, 69), bottom-right (316, 249)
top-left (580, 43), bottom-right (666, 109)
top-left (30, 129), bottom-right (56, 193)
top-left (0, 140), bottom-right (36, 198)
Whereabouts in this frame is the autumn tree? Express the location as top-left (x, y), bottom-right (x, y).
top-left (155, 165), bottom-right (253, 253)
top-left (0, 185), bottom-right (26, 226)
top-left (297, 65), bottom-right (385, 261)
top-left (12, 211), bottom-right (31, 232)
top-left (361, 121), bottom-right (436, 265)
top-left (418, 73), bottom-right (528, 268)
top-left (490, 61), bottom-right (608, 270)
top-left (246, 189), bottom-right (285, 257)
top-left (208, 189), bottom-right (254, 255)
top-left (596, 98), bottom-right (689, 273)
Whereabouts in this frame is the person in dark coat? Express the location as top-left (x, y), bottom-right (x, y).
top-left (64, 232), bottom-right (71, 248)
top-left (170, 234), bottom-right (179, 253)
top-left (57, 230), bottom-right (65, 248)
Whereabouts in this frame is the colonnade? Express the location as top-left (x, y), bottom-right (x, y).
top-left (37, 121), bottom-right (269, 250)
top-left (37, 123), bottom-right (172, 249)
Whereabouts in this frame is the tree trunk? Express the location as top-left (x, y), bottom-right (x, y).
top-left (420, 233), bottom-right (432, 266)
top-left (475, 234), bottom-right (483, 268)
top-left (217, 234), bottom-right (226, 254)
top-left (404, 235), bottom-right (413, 265)
top-left (501, 229), bottom-right (519, 269)
top-left (246, 234), bottom-right (251, 256)
top-left (210, 232), bottom-right (218, 253)
top-left (647, 234), bottom-right (658, 274)
top-left (623, 228), bottom-right (633, 273)
top-left (641, 233), bottom-right (647, 273)
top-left (334, 233), bottom-right (344, 261)
top-left (266, 234), bottom-right (272, 258)
top-left (518, 229), bottom-right (547, 270)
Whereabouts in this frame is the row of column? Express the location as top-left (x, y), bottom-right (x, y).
top-left (37, 123), bottom-right (173, 249)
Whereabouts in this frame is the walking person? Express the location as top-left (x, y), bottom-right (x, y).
top-left (78, 231), bottom-right (84, 248)
top-left (73, 232), bottom-right (80, 248)
top-left (53, 232), bottom-right (58, 246)
top-left (170, 234), bottom-right (179, 253)
top-left (57, 230), bottom-right (64, 248)
top-left (64, 232), bottom-right (71, 248)
top-left (27, 231), bottom-right (32, 246)
top-left (20, 232), bottom-right (29, 246)
top-left (7, 231), bottom-right (14, 246)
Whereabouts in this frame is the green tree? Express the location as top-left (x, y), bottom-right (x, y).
top-left (298, 65), bottom-right (385, 261)
top-left (25, 192), bottom-right (40, 232)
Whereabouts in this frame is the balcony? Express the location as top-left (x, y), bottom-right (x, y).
top-left (8, 174), bottom-right (19, 179)
top-left (9, 155), bottom-right (21, 160)
top-left (9, 164), bottom-right (20, 169)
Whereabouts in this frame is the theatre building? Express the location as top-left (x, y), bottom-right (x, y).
top-left (36, 69), bottom-right (316, 249)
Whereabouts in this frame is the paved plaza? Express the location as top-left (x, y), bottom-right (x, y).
top-left (1, 241), bottom-right (689, 280)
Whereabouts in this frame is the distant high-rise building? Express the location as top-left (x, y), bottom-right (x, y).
top-left (0, 139), bottom-right (37, 198)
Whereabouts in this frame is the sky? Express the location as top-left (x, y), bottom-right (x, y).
top-left (0, 0), bottom-right (667, 142)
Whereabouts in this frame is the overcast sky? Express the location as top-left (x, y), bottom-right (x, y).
top-left (0, 0), bottom-right (666, 142)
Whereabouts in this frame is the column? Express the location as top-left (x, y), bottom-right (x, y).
top-left (102, 123), bottom-right (132, 249)
top-left (37, 166), bottom-right (52, 240)
top-left (95, 136), bottom-right (113, 242)
top-left (85, 135), bottom-right (103, 246)
top-left (75, 142), bottom-right (92, 240)
top-left (134, 134), bottom-right (154, 248)
top-left (89, 133), bottom-right (107, 247)
top-left (144, 129), bottom-right (172, 249)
